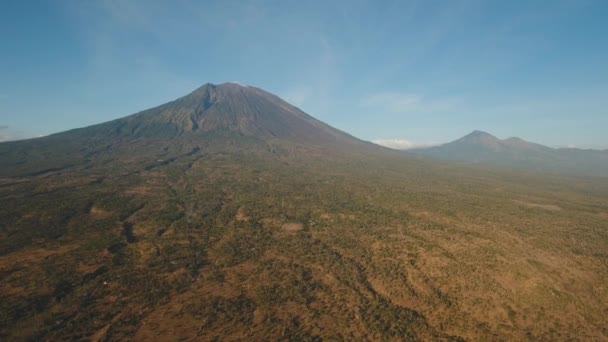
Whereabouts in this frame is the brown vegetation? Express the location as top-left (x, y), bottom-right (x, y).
top-left (1, 151), bottom-right (606, 341)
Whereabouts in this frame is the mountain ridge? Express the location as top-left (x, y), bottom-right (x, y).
top-left (412, 130), bottom-right (608, 177)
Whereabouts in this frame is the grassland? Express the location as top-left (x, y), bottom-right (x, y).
top-left (1, 147), bottom-right (607, 341)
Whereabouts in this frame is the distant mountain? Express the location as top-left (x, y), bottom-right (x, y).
top-left (0, 83), bottom-right (382, 177)
top-left (412, 130), bottom-right (608, 177)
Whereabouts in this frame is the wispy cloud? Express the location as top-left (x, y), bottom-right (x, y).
top-left (65, 1), bottom-right (202, 90)
top-left (280, 34), bottom-right (340, 114)
top-left (362, 92), bottom-right (421, 113)
top-left (282, 87), bottom-right (311, 107)
top-left (361, 91), bottom-right (464, 116)
top-left (372, 138), bottom-right (438, 150)
top-left (0, 125), bottom-right (28, 142)
top-left (372, 138), bottom-right (418, 149)
top-left (309, 34), bottom-right (340, 115)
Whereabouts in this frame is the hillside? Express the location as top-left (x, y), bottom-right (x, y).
top-left (412, 130), bottom-right (608, 177)
top-left (1, 85), bottom-right (607, 341)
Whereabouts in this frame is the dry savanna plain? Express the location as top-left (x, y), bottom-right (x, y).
top-left (1, 150), bottom-right (607, 341)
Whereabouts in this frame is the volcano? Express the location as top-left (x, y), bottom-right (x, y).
top-left (0, 83), bottom-right (381, 177)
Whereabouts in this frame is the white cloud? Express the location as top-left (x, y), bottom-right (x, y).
top-left (372, 138), bottom-right (441, 150)
top-left (372, 139), bottom-right (417, 149)
top-left (0, 126), bottom-right (27, 142)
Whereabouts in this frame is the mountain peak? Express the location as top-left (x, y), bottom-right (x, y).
top-left (466, 130), bottom-right (495, 138)
top-left (133, 81), bottom-right (291, 135)
top-left (188, 82), bottom-right (254, 97)
top-left (61, 82), bottom-right (373, 152)
top-left (192, 81), bottom-right (254, 91)
top-left (457, 130), bottom-right (499, 145)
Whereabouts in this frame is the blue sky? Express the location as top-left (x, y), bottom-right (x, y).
top-left (1, 0), bottom-right (607, 148)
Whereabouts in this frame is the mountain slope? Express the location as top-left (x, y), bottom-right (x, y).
top-left (412, 130), bottom-right (608, 177)
top-left (0, 83), bottom-right (381, 178)
top-left (67, 82), bottom-right (367, 145)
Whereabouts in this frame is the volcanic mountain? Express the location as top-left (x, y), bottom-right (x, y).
top-left (412, 130), bottom-right (608, 177)
top-left (0, 82), bottom-right (381, 177)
